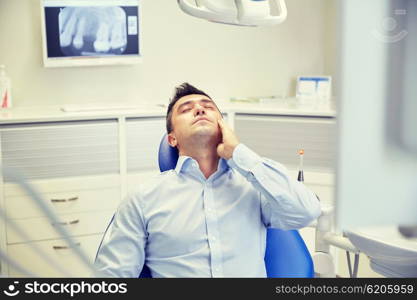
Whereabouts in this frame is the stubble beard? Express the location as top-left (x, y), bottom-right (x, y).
top-left (190, 125), bottom-right (220, 149)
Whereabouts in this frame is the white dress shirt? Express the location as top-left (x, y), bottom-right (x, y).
top-left (94, 144), bottom-right (321, 277)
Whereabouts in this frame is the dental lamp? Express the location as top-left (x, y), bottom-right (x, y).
top-left (177, 0), bottom-right (287, 26)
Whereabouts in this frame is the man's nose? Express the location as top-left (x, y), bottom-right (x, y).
top-left (194, 105), bottom-right (206, 116)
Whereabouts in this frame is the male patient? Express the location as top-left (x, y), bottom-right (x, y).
top-left (94, 83), bottom-right (321, 277)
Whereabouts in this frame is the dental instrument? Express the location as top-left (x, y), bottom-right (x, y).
top-left (297, 149), bottom-right (304, 182)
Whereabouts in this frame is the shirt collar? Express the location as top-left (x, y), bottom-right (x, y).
top-left (174, 156), bottom-right (229, 177)
top-left (174, 156), bottom-right (192, 174)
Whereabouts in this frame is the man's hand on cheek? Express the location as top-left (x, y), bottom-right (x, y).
top-left (216, 119), bottom-right (240, 160)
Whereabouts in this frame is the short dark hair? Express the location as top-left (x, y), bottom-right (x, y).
top-left (166, 82), bottom-right (212, 133)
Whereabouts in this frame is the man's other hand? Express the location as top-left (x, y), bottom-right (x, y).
top-left (217, 119), bottom-right (239, 160)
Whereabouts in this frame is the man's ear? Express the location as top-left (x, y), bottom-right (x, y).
top-left (167, 133), bottom-right (177, 148)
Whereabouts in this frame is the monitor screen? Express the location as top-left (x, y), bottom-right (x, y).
top-left (41, 0), bottom-right (141, 67)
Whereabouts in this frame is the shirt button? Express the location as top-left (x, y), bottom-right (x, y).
top-left (215, 267), bottom-right (219, 272)
top-left (212, 236), bottom-right (216, 241)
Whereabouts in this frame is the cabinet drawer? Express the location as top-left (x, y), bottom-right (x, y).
top-left (6, 188), bottom-right (120, 219)
top-left (4, 174), bottom-right (121, 197)
top-left (0, 120), bottom-right (119, 181)
top-left (8, 234), bottom-right (103, 277)
top-left (7, 210), bottom-right (114, 244)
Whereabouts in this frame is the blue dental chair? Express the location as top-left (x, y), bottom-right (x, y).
top-left (139, 134), bottom-right (314, 278)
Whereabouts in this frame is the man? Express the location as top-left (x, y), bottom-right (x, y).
top-left (94, 83), bottom-right (321, 277)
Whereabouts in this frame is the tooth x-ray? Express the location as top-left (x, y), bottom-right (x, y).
top-left (41, 0), bottom-right (141, 67)
top-left (59, 7), bottom-right (129, 56)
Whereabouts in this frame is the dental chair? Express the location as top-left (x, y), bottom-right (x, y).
top-left (139, 134), bottom-right (314, 278)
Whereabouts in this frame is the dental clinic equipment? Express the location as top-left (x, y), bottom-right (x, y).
top-left (0, 166), bottom-right (98, 277)
top-left (295, 149), bottom-right (361, 277)
top-left (297, 149), bottom-right (304, 182)
top-left (177, 0), bottom-right (287, 26)
top-left (345, 227), bottom-right (417, 277)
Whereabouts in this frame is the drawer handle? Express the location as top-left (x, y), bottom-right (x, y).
top-left (52, 243), bottom-right (81, 250)
top-left (51, 219), bottom-right (80, 226)
top-left (51, 196), bottom-right (79, 203)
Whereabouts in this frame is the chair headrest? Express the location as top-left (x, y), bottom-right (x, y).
top-left (158, 133), bottom-right (179, 172)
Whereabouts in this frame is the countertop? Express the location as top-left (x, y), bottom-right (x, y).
top-left (0, 99), bottom-right (336, 124)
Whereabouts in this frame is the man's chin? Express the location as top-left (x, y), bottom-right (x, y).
top-left (192, 127), bottom-right (219, 139)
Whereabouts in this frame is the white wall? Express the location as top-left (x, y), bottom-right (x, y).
top-left (0, 0), bottom-right (335, 108)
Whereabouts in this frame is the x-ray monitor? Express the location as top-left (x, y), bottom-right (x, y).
top-left (41, 0), bottom-right (141, 67)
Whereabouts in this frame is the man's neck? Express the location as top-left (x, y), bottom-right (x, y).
top-left (179, 144), bottom-right (220, 179)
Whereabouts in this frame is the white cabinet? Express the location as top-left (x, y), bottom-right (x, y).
top-left (8, 234), bottom-right (103, 277)
top-left (5, 186), bottom-right (120, 219)
top-left (126, 117), bottom-right (166, 173)
top-left (125, 117), bottom-right (166, 193)
top-left (7, 211), bottom-right (114, 244)
top-left (234, 114), bottom-right (336, 172)
top-left (0, 120), bottom-right (121, 277)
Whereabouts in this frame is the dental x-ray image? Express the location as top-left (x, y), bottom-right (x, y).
top-left (59, 7), bottom-right (129, 56)
top-left (43, 2), bottom-right (140, 60)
